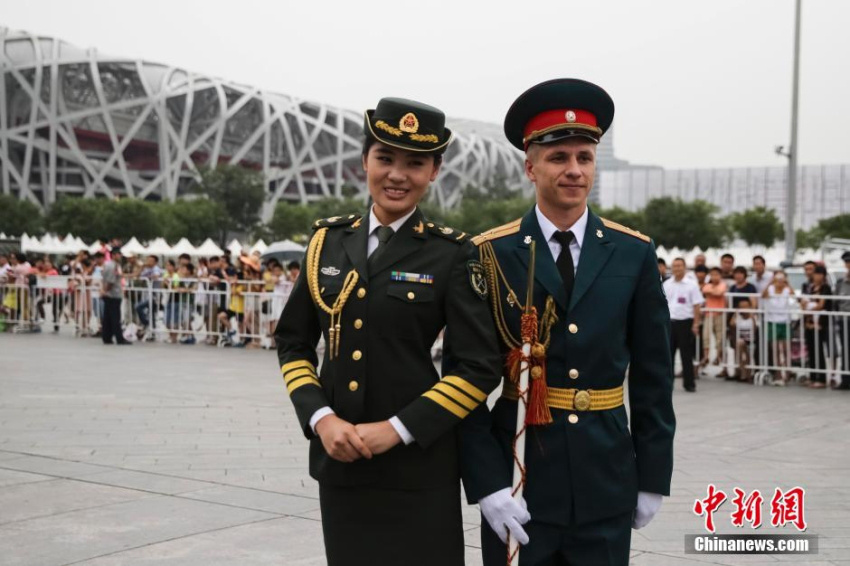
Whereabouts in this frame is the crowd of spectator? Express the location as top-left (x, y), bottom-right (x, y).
top-left (659, 251), bottom-right (850, 392)
top-left (3, 242), bottom-right (850, 385)
top-left (0, 243), bottom-right (301, 349)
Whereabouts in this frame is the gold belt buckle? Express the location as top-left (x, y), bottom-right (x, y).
top-left (573, 390), bottom-right (591, 411)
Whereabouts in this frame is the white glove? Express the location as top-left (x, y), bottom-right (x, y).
top-left (479, 487), bottom-right (531, 545)
top-left (632, 491), bottom-right (663, 529)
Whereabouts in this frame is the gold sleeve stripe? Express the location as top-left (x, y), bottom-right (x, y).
top-left (281, 360), bottom-right (316, 375)
top-left (422, 390), bottom-right (469, 419)
top-left (442, 375), bottom-right (487, 402)
top-left (287, 375), bottom-right (321, 395)
top-left (433, 382), bottom-right (478, 410)
top-left (283, 368), bottom-right (316, 385)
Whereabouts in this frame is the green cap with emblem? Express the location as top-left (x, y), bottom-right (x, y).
top-left (503, 78), bottom-right (615, 151)
top-left (364, 97), bottom-right (453, 153)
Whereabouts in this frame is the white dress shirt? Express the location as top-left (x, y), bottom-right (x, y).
top-left (662, 276), bottom-right (705, 320)
top-left (534, 204), bottom-right (587, 271)
top-left (367, 205), bottom-right (417, 256)
top-left (309, 205), bottom-right (417, 445)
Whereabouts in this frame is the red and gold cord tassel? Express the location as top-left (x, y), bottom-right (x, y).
top-left (526, 342), bottom-right (551, 426)
top-left (504, 310), bottom-right (553, 426)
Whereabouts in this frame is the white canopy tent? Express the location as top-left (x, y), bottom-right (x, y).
top-left (170, 237), bottom-right (198, 256)
top-left (196, 238), bottom-right (225, 257)
top-left (121, 237), bottom-right (147, 256)
top-left (227, 238), bottom-right (244, 257)
top-left (143, 238), bottom-right (173, 256)
top-left (249, 239), bottom-right (268, 255)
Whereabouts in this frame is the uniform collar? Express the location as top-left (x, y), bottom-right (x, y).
top-left (369, 205), bottom-right (417, 235)
top-left (535, 204), bottom-right (588, 250)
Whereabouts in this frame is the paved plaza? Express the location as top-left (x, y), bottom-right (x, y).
top-left (1, 333), bottom-right (849, 565)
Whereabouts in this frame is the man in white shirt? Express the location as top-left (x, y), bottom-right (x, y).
top-left (749, 255), bottom-right (771, 294)
top-left (663, 257), bottom-right (704, 392)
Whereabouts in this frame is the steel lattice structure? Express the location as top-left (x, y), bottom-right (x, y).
top-left (0, 28), bottom-right (531, 220)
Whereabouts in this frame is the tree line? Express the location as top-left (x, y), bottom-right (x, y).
top-left (1, 165), bottom-right (848, 250)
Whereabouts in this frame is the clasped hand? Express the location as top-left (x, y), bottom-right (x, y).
top-left (314, 414), bottom-right (402, 462)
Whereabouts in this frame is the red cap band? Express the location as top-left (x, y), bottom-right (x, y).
top-left (522, 109), bottom-right (599, 145)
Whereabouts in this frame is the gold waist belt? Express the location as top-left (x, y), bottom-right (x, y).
top-left (502, 384), bottom-right (624, 411)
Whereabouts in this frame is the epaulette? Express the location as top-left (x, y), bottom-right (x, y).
top-left (471, 218), bottom-right (522, 246)
top-left (312, 214), bottom-right (362, 230)
top-left (600, 218), bottom-right (650, 243)
top-left (424, 221), bottom-right (468, 243)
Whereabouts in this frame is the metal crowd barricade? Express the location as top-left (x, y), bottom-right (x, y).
top-left (144, 278), bottom-right (231, 345)
top-left (228, 279), bottom-right (292, 348)
top-left (697, 291), bottom-right (850, 387)
top-left (1, 276), bottom-right (79, 333)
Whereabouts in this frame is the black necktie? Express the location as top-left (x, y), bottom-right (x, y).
top-left (368, 225), bottom-right (395, 272)
top-left (553, 231), bottom-right (575, 305)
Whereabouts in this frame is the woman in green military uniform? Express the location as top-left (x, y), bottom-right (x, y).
top-left (274, 97), bottom-right (501, 566)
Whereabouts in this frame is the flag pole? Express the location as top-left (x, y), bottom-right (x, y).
top-left (508, 239), bottom-right (537, 565)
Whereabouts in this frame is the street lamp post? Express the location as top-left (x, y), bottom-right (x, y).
top-left (784, 0), bottom-right (802, 264)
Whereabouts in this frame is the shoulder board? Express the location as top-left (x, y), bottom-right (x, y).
top-left (600, 218), bottom-right (650, 243)
top-left (424, 222), bottom-right (468, 243)
top-left (471, 218), bottom-right (522, 246)
top-left (312, 214), bottom-right (362, 230)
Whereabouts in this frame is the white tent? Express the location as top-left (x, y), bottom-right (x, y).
top-left (20, 233), bottom-right (37, 253)
top-left (88, 240), bottom-right (104, 254)
top-left (121, 237), bottom-right (147, 256)
top-left (170, 237), bottom-right (198, 256)
top-left (39, 234), bottom-right (66, 255)
top-left (143, 237), bottom-right (172, 256)
top-left (249, 239), bottom-right (268, 255)
top-left (59, 233), bottom-right (77, 254)
top-left (196, 238), bottom-right (224, 256)
top-left (227, 238), bottom-right (244, 257)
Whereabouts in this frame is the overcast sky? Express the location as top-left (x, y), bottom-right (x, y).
top-left (3, 0), bottom-right (849, 169)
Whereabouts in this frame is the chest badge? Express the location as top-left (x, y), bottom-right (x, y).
top-left (596, 229), bottom-right (603, 238)
top-left (321, 266), bottom-right (341, 276)
top-left (523, 235), bottom-right (532, 245)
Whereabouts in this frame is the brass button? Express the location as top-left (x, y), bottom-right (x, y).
top-left (357, 288), bottom-right (366, 299)
top-left (354, 319), bottom-right (363, 329)
top-left (348, 380), bottom-right (359, 392)
top-left (568, 323), bottom-right (578, 334)
top-left (352, 350), bottom-right (362, 361)
top-left (569, 369), bottom-right (579, 379)
top-left (407, 291), bottom-right (415, 300)
top-left (568, 414), bottom-right (579, 424)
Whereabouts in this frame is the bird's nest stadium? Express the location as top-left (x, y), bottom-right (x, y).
top-left (0, 28), bottom-right (541, 220)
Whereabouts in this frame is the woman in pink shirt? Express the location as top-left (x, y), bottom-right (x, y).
top-left (701, 267), bottom-right (728, 370)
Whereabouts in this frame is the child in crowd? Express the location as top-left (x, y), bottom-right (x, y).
top-left (729, 297), bottom-right (758, 382)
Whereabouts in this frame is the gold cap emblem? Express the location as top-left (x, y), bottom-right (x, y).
top-left (399, 112), bottom-right (419, 133)
top-left (565, 110), bottom-right (577, 123)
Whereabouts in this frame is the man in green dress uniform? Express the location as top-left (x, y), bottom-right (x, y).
top-left (456, 79), bottom-right (676, 565)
